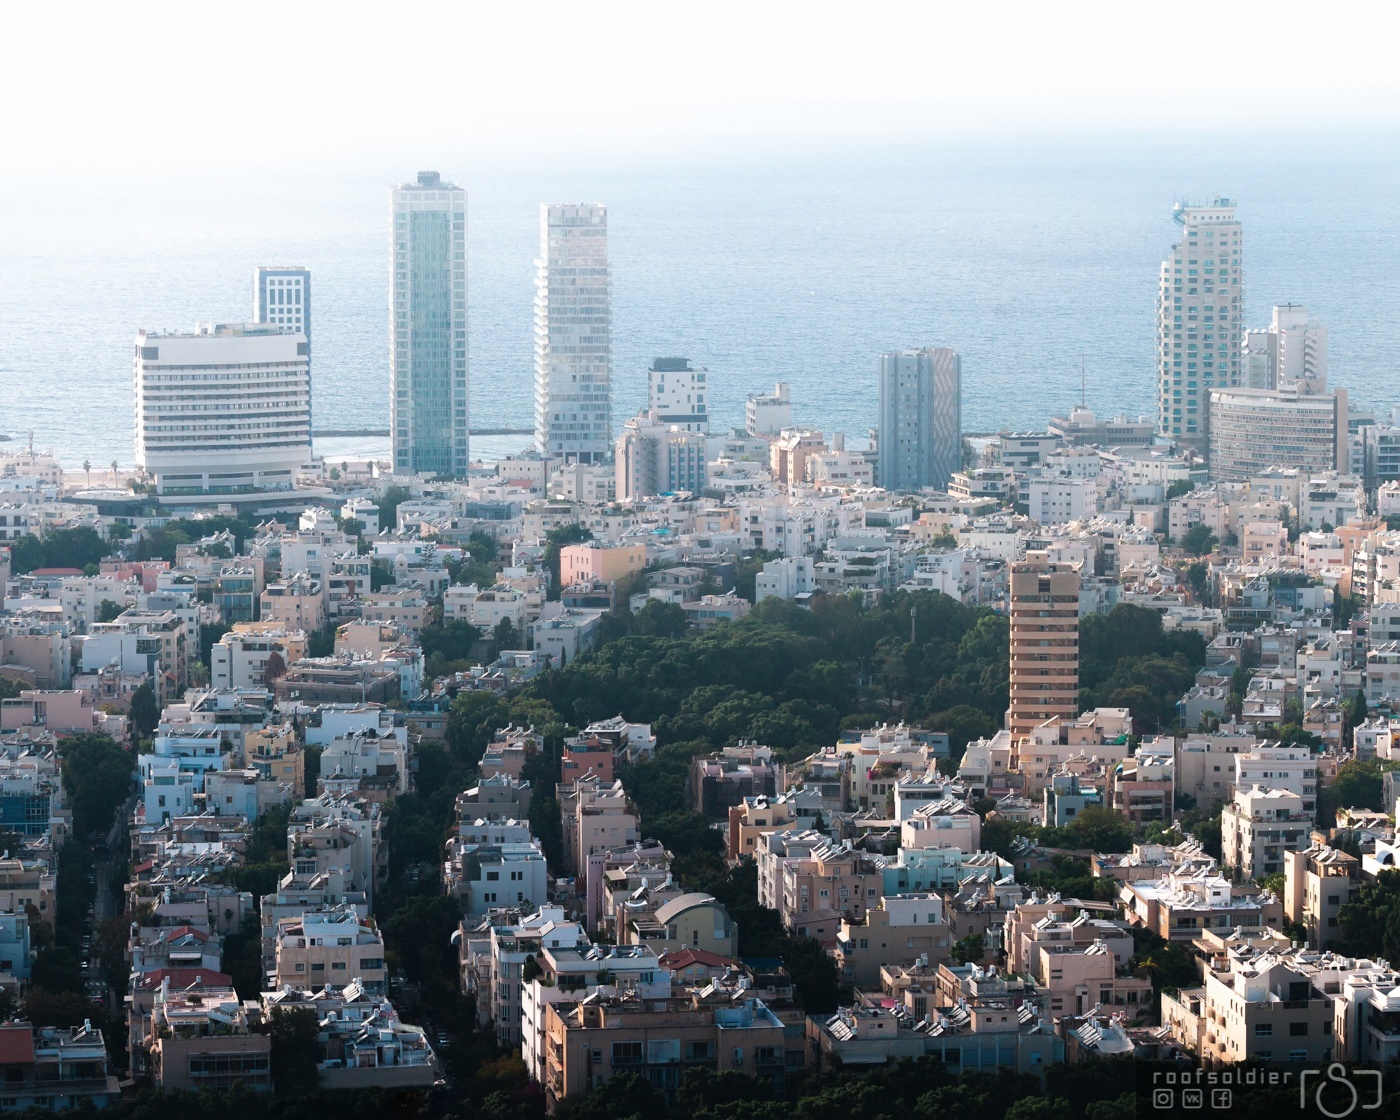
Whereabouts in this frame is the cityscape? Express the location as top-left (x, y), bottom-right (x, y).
top-left (4, 6), bottom-right (1400, 1120)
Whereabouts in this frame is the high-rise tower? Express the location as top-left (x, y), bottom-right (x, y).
top-left (1156, 199), bottom-right (1243, 449)
top-left (876, 347), bottom-right (961, 492)
top-left (1007, 554), bottom-right (1080, 739)
top-left (534, 203), bottom-right (611, 463)
top-left (390, 171), bottom-right (468, 476)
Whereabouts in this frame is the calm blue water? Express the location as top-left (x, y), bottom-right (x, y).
top-left (3, 130), bottom-right (1399, 466)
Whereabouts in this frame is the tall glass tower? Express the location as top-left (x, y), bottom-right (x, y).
top-left (534, 203), bottom-right (611, 463)
top-left (876, 347), bottom-right (962, 492)
top-left (390, 171), bottom-right (468, 476)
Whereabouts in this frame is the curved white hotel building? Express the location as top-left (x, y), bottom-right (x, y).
top-left (134, 323), bottom-right (310, 496)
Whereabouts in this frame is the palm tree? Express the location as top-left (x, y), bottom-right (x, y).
top-left (110, 460), bottom-right (118, 485)
top-left (83, 459), bottom-right (91, 487)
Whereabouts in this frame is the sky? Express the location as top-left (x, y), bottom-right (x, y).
top-left (4, 1), bottom-right (1396, 175)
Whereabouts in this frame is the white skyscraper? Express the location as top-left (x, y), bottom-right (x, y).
top-left (534, 203), bottom-right (611, 463)
top-left (390, 171), bottom-right (468, 477)
top-left (1156, 199), bottom-right (1244, 448)
top-left (134, 323), bottom-right (310, 495)
top-left (647, 357), bottom-right (708, 433)
top-left (876, 348), bottom-right (961, 492)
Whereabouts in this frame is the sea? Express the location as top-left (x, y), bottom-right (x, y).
top-left (3, 128), bottom-right (1400, 468)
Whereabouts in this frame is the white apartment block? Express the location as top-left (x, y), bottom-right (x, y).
top-left (534, 203), bottom-right (611, 463)
top-left (1221, 786), bottom-right (1311, 880)
top-left (647, 357), bottom-right (708, 432)
top-left (134, 324), bottom-right (310, 495)
top-left (745, 383), bottom-right (792, 437)
top-left (390, 171), bottom-right (469, 477)
top-left (1027, 475), bottom-right (1096, 525)
top-left (1234, 746), bottom-right (1318, 813)
top-left (1242, 304), bottom-right (1327, 390)
top-left (755, 557), bottom-right (815, 602)
top-left (1156, 199), bottom-right (1243, 449)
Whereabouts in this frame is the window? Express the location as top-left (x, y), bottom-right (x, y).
top-left (1254, 1024), bottom-right (1273, 1037)
top-left (1290, 1022), bottom-right (1308, 1036)
top-left (611, 1041), bottom-right (643, 1066)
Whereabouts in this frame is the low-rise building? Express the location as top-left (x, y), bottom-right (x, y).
top-left (144, 983), bottom-right (272, 1092)
top-left (1221, 786), bottom-right (1312, 879)
top-left (0, 1023), bottom-right (121, 1111)
top-left (272, 906), bottom-right (387, 993)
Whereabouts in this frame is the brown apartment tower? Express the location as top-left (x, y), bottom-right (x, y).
top-left (1007, 553), bottom-right (1081, 739)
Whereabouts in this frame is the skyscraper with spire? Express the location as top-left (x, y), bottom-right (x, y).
top-left (1156, 199), bottom-right (1243, 450)
top-left (534, 203), bottom-right (611, 463)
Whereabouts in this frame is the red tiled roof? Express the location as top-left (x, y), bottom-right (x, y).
top-left (0, 1025), bottom-right (35, 1065)
top-left (163, 925), bottom-right (209, 942)
top-left (29, 568), bottom-right (85, 577)
top-left (134, 967), bottom-right (232, 991)
top-left (657, 948), bottom-right (734, 970)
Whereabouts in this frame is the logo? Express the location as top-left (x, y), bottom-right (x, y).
top-left (1300, 1064), bottom-right (1384, 1118)
top-left (1152, 1089), bottom-right (1174, 1110)
top-left (1211, 1089), bottom-right (1233, 1110)
top-left (1182, 1088), bottom-right (1204, 1109)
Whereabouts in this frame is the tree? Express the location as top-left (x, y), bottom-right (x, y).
top-left (378, 484), bottom-right (412, 532)
top-left (263, 649), bottom-right (287, 685)
top-left (129, 681), bottom-right (160, 741)
top-left (1181, 522), bottom-right (1217, 556)
top-left (951, 934), bottom-right (985, 964)
top-left (96, 599), bottom-right (124, 623)
top-left (543, 523), bottom-right (593, 599)
top-left (269, 1007), bottom-right (322, 1095)
top-left (1186, 561), bottom-right (1209, 604)
top-left (1338, 870), bottom-right (1400, 960)
top-left (492, 616), bottom-right (520, 655)
top-left (56, 733), bottom-right (136, 839)
top-left (1166, 479), bottom-right (1194, 500)
top-left (82, 459), bottom-right (91, 487)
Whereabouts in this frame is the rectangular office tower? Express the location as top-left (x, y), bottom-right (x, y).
top-left (1156, 199), bottom-right (1244, 449)
top-left (876, 348), bottom-right (961, 492)
top-left (134, 324), bottom-right (310, 496)
top-left (254, 267), bottom-right (311, 340)
top-left (534, 203), bottom-right (611, 463)
top-left (1007, 554), bottom-right (1080, 739)
top-left (390, 171), bottom-right (468, 477)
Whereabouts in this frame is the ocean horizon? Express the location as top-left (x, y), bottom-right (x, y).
top-left (3, 128), bottom-right (1399, 467)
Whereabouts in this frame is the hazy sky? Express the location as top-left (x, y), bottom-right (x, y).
top-left (5, 1), bottom-right (1396, 174)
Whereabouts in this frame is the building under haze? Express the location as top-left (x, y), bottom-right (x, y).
top-left (1208, 380), bottom-right (1348, 482)
top-left (390, 171), bottom-right (469, 477)
top-left (534, 203), bottom-right (612, 463)
top-left (255, 266), bottom-right (311, 420)
top-left (1156, 199), bottom-right (1244, 449)
top-left (1007, 554), bottom-right (1080, 739)
top-left (254, 267), bottom-right (310, 342)
top-left (1242, 304), bottom-right (1327, 390)
top-left (745, 383), bottom-right (792, 437)
top-left (134, 323), bottom-right (310, 496)
top-left (876, 347), bottom-right (961, 492)
top-left (647, 358), bottom-right (709, 433)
